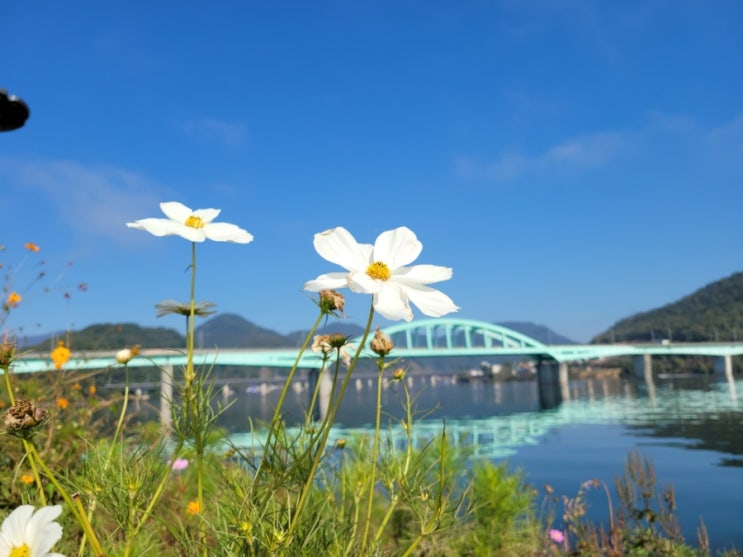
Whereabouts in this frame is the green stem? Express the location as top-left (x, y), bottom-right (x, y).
top-left (252, 310), bottom-right (324, 493)
top-left (2, 365), bottom-right (14, 404)
top-left (26, 442), bottom-right (105, 556)
top-left (187, 243), bottom-right (208, 557)
top-left (127, 441), bottom-right (185, 542)
top-left (187, 241), bottom-right (196, 387)
top-left (113, 365), bottom-right (130, 446)
top-left (314, 357), bottom-right (341, 435)
top-left (2, 364), bottom-right (48, 505)
top-left (286, 302), bottom-right (376, 539)
top-left (304, 355), bottom-right (329, 429)
top-left (399, 535), bottom-right (424, 557)
top-left (372, 379), bottom-right (413, 547)
top-left (361, 359), bottom-right (385, 552)
top-left (79, 364), bottom-right (131, 556)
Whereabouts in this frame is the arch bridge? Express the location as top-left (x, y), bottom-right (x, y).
top-left (10, 317), bottom-right (743, 375)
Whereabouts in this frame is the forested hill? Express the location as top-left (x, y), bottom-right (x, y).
top-left (592, 272), bottom-right (743, 344)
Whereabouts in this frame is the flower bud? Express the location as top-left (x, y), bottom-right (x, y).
top-left (391, 368), bottom-right (405, 381)
top-left (116, 345), bottom-right (140, 364)
top-left (328, 333), bottom-right (349, 349)
top-left (370, 328), bottom-right (394, 357)
top-left (319, 289), bottom-right (345, 314)
top-left (0, 340), bottom-right (16, 367)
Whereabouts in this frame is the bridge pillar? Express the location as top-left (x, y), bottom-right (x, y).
top-left (633, 354), bottom-right (653, 380)
top-left (160, 364), bottom-right (173, 433)
top-left (307, 368), bottom-right (333, 421)
top-left (714, 355), bottom-right (733, 379)
top-left (536, 360), bottom-right (568, 409)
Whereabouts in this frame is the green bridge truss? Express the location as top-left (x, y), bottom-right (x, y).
top-left (10, 317), bottom-right (743, 374)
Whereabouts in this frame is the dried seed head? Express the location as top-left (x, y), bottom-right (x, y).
top-left (370, 328), bottom-right (394, 357)
top-left (319, 289), bottom-right (345, 314)
top-left (3, 400), bottom-right (49, 437)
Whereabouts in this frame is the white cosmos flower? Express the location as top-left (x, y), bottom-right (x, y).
top-left (0, 505), bottom-right (64, 557)
top-left (304, 226), bottom-right (459, 322)
top-left (126, 202), bottom-right (253, 243)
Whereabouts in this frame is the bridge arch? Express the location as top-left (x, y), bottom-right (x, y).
top-left (355, 318), bottom-right (547, 352)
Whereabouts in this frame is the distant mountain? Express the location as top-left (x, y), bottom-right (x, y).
top-left (194, 313), bottom-right (295, 348)
top-left (497, 321), bottom-right (576, 345)
top-left (592, 271), bottom-right (743, 343)
top-left (27, 323), bottom-right (184, 351)
top-left (15, 331), bottom-right (62, 350)
top-left (18, 314), bottom-right (576, 353)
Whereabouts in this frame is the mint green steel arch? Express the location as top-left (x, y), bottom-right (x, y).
top-left (356, 318), bottom-right (547, 352)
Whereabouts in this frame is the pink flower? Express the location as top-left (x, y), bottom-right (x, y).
top-left (172, 458), bottom-right (189, 472)
top-left (549, 529), bottom-right (565, 544)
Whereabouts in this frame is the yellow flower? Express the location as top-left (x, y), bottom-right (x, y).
top-left (6, 291), bottom-right (22, 308)
top-left (56, 397), bottom-right (69, 410)
top-left (23, 242), bottom-right (40, 252)
top-left (50, 341), bottom-right (70, 370)
top-left (89, 385), bottom-right (97, 396)
top-left (186, 500), bottom-right (200, 516)
top-left (20, 474), bottom-right (34, 485)
top-left (72, 382), bottom-right (82, 391)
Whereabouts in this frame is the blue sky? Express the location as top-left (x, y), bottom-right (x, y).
top-left (1, 1), bottom-right (741, 344)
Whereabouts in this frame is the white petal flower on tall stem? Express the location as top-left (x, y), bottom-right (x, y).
top-left (126, 201), bottom-right (253, 243)
top-left (304, 226), bottom-right (459, 322)
top-left (0, 505), bottom-right (64, 557)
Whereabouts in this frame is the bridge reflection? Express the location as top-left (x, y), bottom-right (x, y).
top-left (225, 373), bottom-right (741, 460)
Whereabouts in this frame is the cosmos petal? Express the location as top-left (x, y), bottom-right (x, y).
top-left (160, 201), bottom-right (193, 222)
top-left (373, 283), bottom-right (414, 321)
top-left (1, 505), bottom-right (33, 545)
top-left (399, 282), bottom-right (460, 317)
top-left (373, 227), bottom-right (422, 269)
top-left (127, 218), bottom-right (182, 236)
top-left (394, 264), bottom-right (453, 284)
top-left (193, 208), bottom-right (221, 224)
top-left (203, 222), bottom-right (253, 243)
top-left (303, 272), bottom-right (349, 291)
top-left (348, 271), bottom-right (382, 294)
top-left (313, 227), bottom-right (372, 271)
top-left (27, 505), bottom-right (63, 555)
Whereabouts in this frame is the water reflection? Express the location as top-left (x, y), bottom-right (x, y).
top-left (222, 373), bottom-right (742, 465)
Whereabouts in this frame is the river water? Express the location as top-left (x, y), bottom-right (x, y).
top-left (176, 371), bottom-right (743, 552)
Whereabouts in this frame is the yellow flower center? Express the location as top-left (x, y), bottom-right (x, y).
top-left (10, 544), bottom-right (30, 557)
top-left (185, 215), bottom-right (205, 229)
top-left (366, 261), bottom-right (391, 281)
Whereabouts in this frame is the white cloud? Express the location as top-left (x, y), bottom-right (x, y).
top-left (458, 112), bottom-right (743, 186)
top-left (459, 129), bottom-right (627, 183)
top-left (0, 157), bottom-right (168, 246)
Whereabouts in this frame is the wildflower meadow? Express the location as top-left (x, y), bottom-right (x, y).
top-left (0, 202), bottom-right (738, 556)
